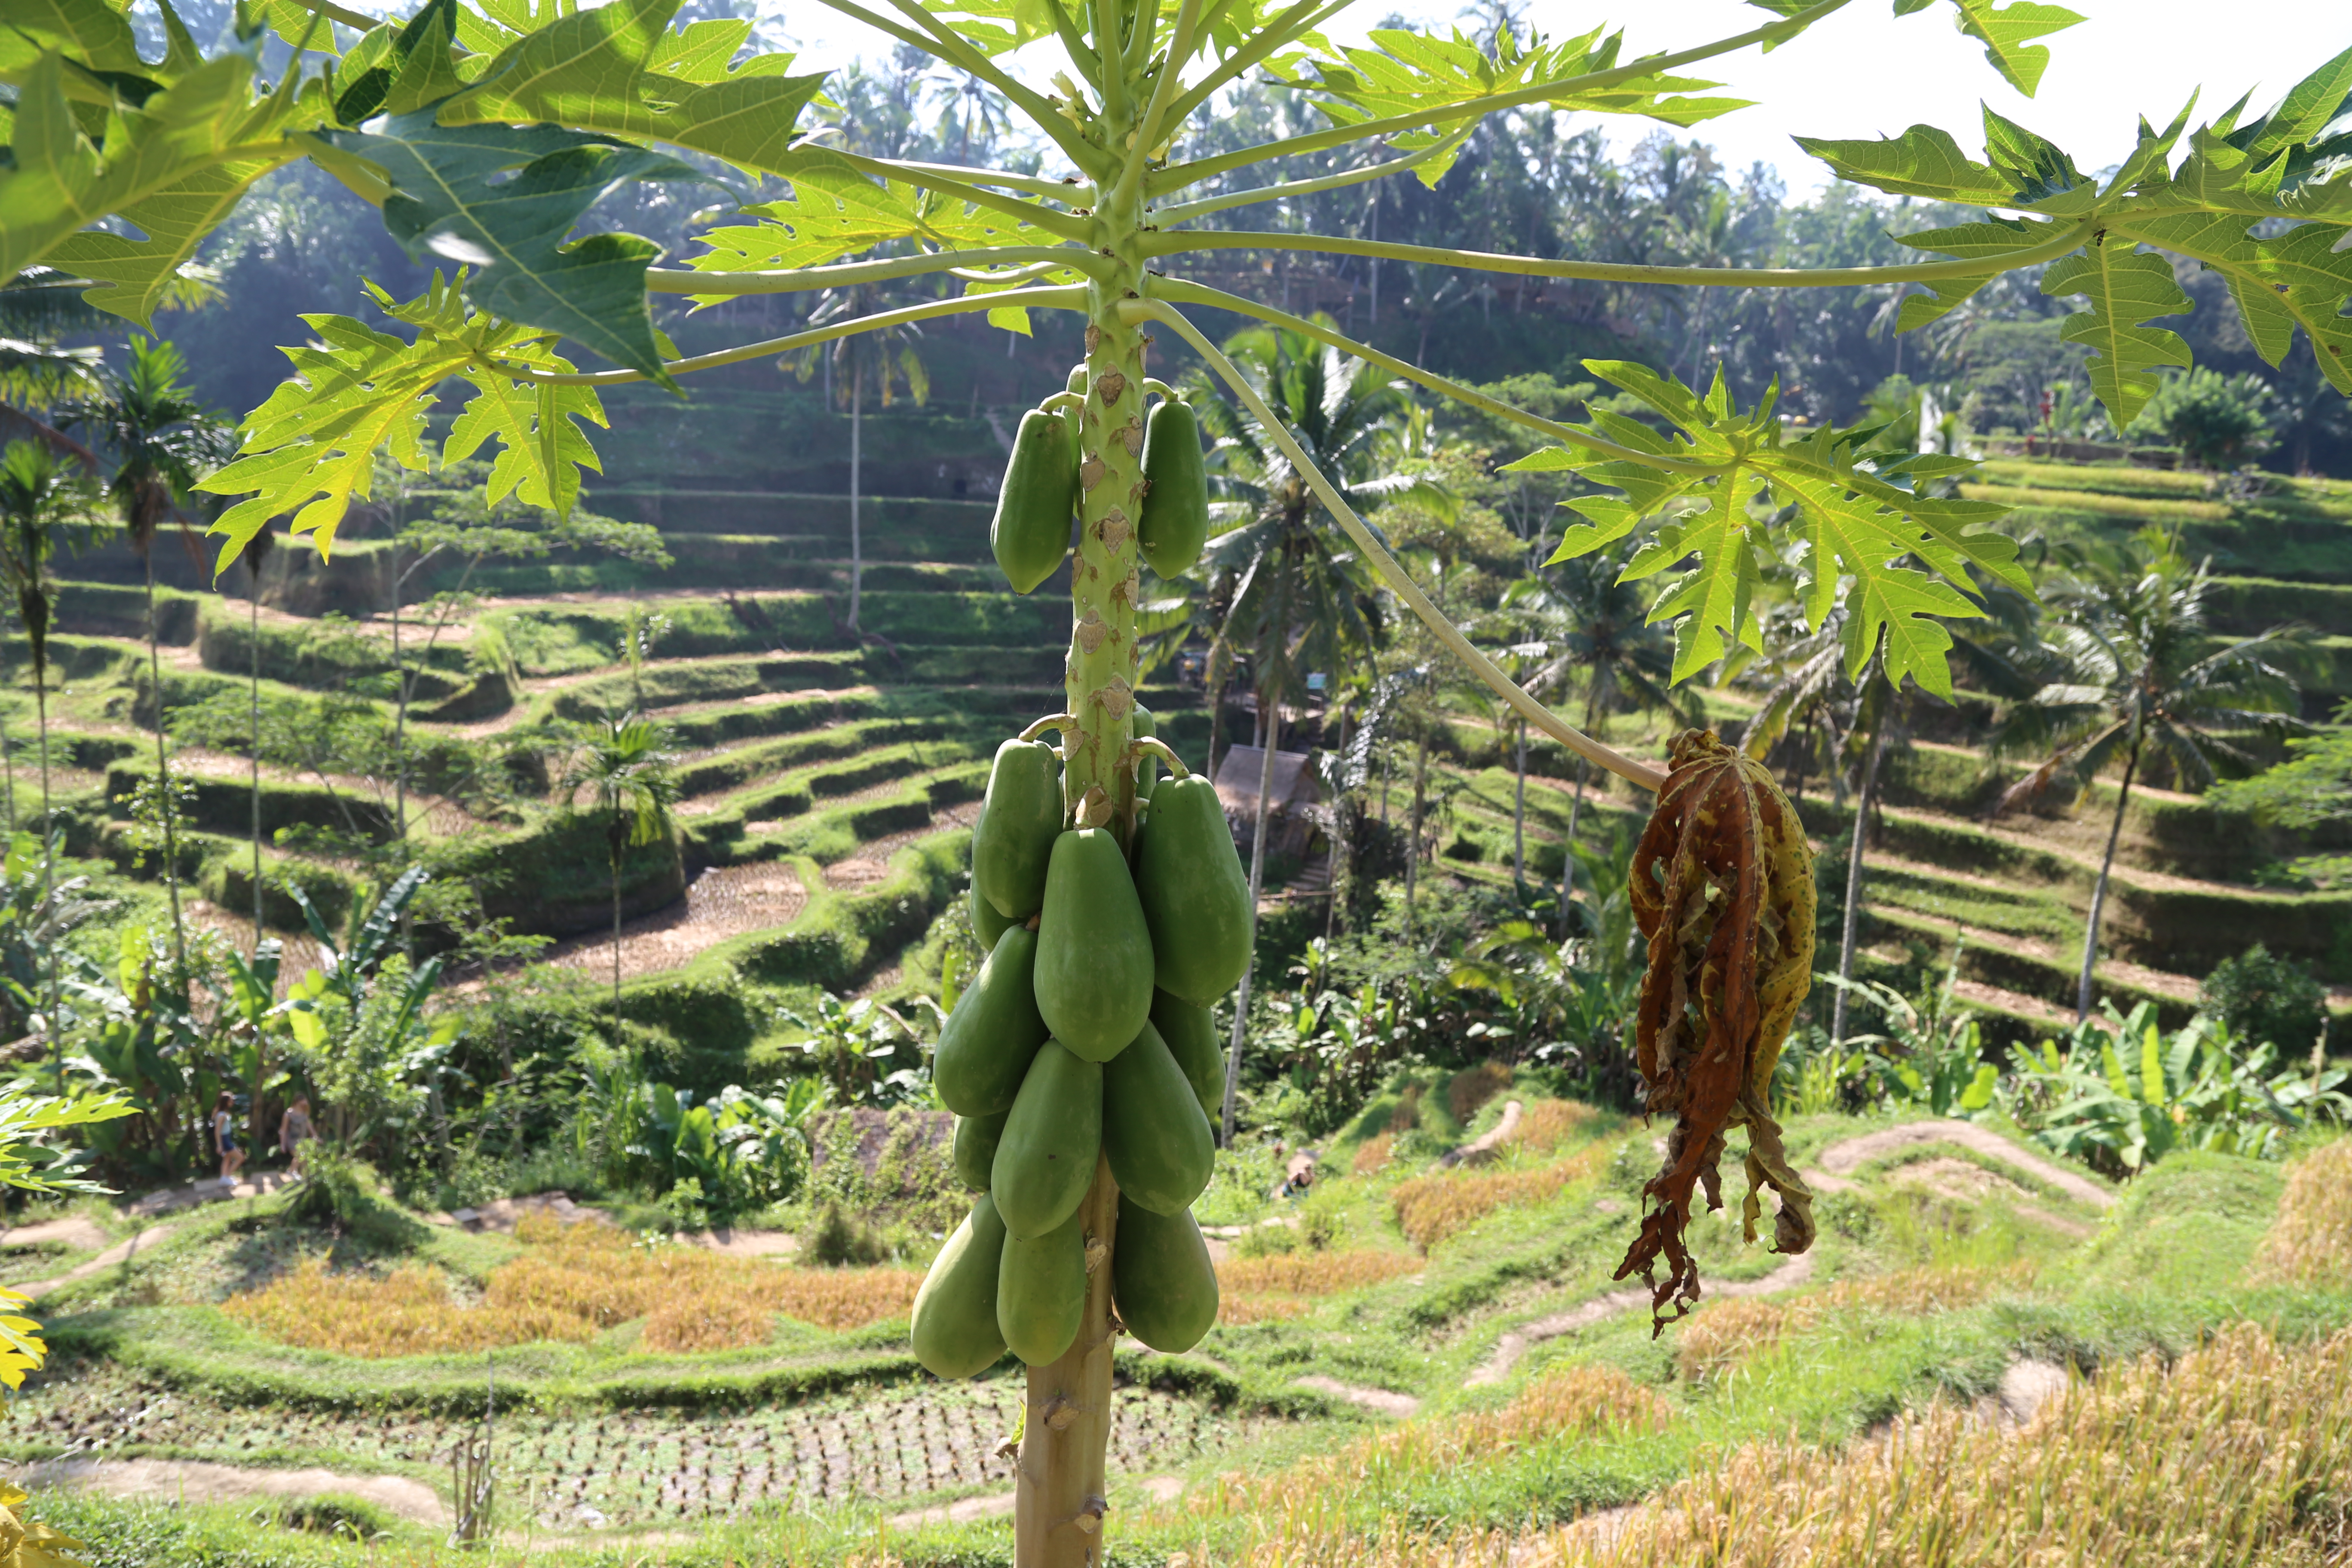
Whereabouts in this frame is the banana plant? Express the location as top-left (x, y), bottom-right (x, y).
top-left (2008, 1002), bottom-right (2350, 1172)
top-left (12, 0), bottom-right (2352, 1552)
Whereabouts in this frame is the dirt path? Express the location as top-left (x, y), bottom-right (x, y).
top-left (17, 1457), bottom-right (446, 1527)
top-left (1441, 1100), bottom-right (1522, 1168)
top-left (1466, 1252), bottom-right (1816, 1388)
top-left (1807, 1121), bottom-right (2113, 1209)
top-left (505, 860), bottom-right (811, 988)
top-left (21, 1223), bottom-right (179, 1300)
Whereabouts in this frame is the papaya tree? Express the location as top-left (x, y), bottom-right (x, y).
top-left (6, 0), bottom-right (2351, 1559)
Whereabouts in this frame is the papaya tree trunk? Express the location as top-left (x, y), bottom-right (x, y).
top-left (610, 836), bottom-right (625, 1043)
top-left (1013, 1152), bottom-right (1117, 1563)
top-left (2076, 731), bottom-right (2142, 1023)
top-left (1830, 725), bottom-right (1885, 1047)
top-left (1018, 133), bottom-right (1150, 1568)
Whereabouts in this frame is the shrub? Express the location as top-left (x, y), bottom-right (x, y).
top-left (2253, 1138), bottom-right (2352, 1286)
top-left (1447, 1062), bottom-right (1513, 1124)
top-left (806, 1201), bottom-right (889, 1267)
top-left (2199, 943), bottom-right (2327, 1054)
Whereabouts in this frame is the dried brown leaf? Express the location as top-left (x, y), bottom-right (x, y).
top-left (1614, 729), bottom-right (1817, 1334)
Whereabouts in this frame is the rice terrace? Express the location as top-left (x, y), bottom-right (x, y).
top-left (2, 0), bottom-right (2352, 1562)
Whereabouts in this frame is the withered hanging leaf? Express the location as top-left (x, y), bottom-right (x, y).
top-left (1614, 729), bottom-right (1816, 1335)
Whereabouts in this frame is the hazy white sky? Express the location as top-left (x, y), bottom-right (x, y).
top-left (776, 0), bottom-right (2349, 192)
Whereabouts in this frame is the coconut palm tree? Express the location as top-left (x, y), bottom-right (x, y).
top-left (0, 439), bottom-right (100, 1090)
top-left (61, 336), bottom-right (235, 969)
top-left (1990, 539), bottom-right (2303, 1022)
top-left (1193, 319), bottom-right (1451, 1142)
top-left (1508, 548), bottom-right (1695, 939)
top-left (786, 286), bottom-right (930, 637)
top-left (560, 714), bottom-right (681, 1038)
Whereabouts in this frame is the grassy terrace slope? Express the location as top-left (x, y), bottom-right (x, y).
top-left (9, 487), bottom-right (1212, 1086)
top-left (12, 1082), bottom-right (2349, 1562)
top-left (10, 456), bottom-right (2349, 1054)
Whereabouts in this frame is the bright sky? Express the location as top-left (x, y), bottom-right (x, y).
top-left (773, 0), bottom-right (2350, 193)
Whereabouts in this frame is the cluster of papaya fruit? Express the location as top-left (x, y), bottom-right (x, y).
top-left (988, 373), bottom-right (1211, 593)
top-left (909, 718), bottom-right (1252, 1379)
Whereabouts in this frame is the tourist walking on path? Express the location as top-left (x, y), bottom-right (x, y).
top-left (278, 1095), bottom-right (313, 1181)
top-left (212, 1090), bottom-right (246, 1187)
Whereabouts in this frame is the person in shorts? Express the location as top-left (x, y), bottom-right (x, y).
top-left (213, 1090), bottom-right (247, 1187)
top-left (279, 1094), bottom-right (315, 1180)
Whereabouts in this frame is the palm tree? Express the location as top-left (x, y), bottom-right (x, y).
top-left (0, 440), bottom-right (99, 1090)
top-left (560, 714), bottom-right (681, 1038)
top-left (1509, 548), bottom-right (1694, 938)
top-left (1194, 322), bottom-right (1449, 1140)
top-left (62, 336), bottom-right (234, 969)
top-left (1990, 540), bottom-right (2303, 1021)
top-left (787, 286), bottom-right (930, 637)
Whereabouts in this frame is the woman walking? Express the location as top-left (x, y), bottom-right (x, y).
top-left (278, 1094), bottom-right (314, 1181)
top-left (212, 1090), bottom-right (246, 1188)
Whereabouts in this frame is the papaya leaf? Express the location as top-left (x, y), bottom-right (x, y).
top-left (1510, 362), bottom-right (2021, 694)
top-left (913, 0), bottom-right (1066, 60)
top-left (438, 0), bottom-right (826, 177)
top-left (321, 112), bottom-right (716, 383)
top-left (0, 48), bottom-right (308, 289)
top-left (1946, 0), bottom-right (2082, 97)
top-left (196, 273), bottom-right (606, 567)
top-left (1297, 25), bottom-right (1749, 156)
top-left (2040, 239), bottom-right (2192, 426)
top-left (686, 148), bottom-right (1044, 278)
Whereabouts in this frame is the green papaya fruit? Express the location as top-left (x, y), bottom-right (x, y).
top-left (1034, 828), bottom-right (1156, 1062)
top-left (1138, 399), bottom-right (1210, 578)
top-left (1103, 1020), bottom-right (1214, 1215)
top-left (933, 925), bottom-right (1050, 1116)
top-left (992, 410), bottom-right (1077, 594)
top-left (971, 882), bottom-right (1014, 949)
top-left (911, 1194), bottom-right (1008, 1378)
top-left (1111, 1196), bottom-right (1219, 1354)
top-left (1152, 989), bottom-right (1225, 1123)
top-left (996, 1205), bottom-right (1085, 1365)
top-left (991, 1041), bottom-right (1103, 1238)
top-left (1131, 704), bottom-right (1159, 807)
top-left (1131, 774), bottom-right (1254, 1007)
top-left (953, 1109), bottom-right (1010, 1193)
top-left (973, 739), bottom-right (1063, 919)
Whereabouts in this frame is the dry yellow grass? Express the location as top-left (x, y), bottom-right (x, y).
top-left (1219, 1250), bottom-right (1422, 1295)
top-left (1390, 1145), bottom-right (1609, 1251)
top-left (222, 1259), bottom-right (594, 1355)
top-left (1675, 1262), bottom-right (2033, 1381)
top-left (1512, 1099), bottom-right (1600, 1154)
top-left (224, 1217), bottom-right (921, 1357)
top-left (2254, 1138), bottom-right (2352, 1286)
top-left (1180, 1324), bottom-right (2352, 1568)
top-left (1218, 1249), bottom-right (1421, 1326)
top-left (1352, 1133), bottom-right (1395, 1176)
top-left (1207, 1364), bottom-right (1671, 1516)
top-left (1218, 1294), bottom-right (1312, 1325)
